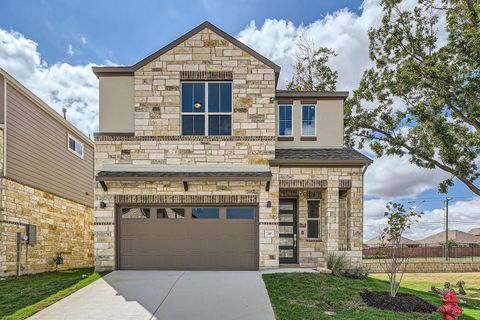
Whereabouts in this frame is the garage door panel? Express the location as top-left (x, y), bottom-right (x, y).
top-left (119, 206), bottom-right (258, 270)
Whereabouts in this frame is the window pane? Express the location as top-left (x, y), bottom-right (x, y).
top-left (302, 106), bottom-right (315, 136)
top-left (307, 220), bottom-right (320, 238)
top-left (157, 208), bottom-right (185, 219)
top-left (122, 208), bottom-right (150, 219)
top-left (302, 105), bottom-right (316, 136)
top-left (279, 105), bottom-right (292, 121)
top-left (181, 83), bottom-right (193, 112)
top-left (307, 200), bottom-right (320, 218)
top-left (192, 208), bottom-right (219, 219)
top-left (69, 138), bottom-right (76, 150)
top-left (182, 83), bottom-right (205, 112)
top-left (182, 115), bottom-right (205, 135)
top-left (279, 106), bottom-right (292, 136)
top-left (208, 83), bottom-right (220, 112)
top-left (226, 208), bottom-right (254, 219)
top-left (208, 115), bottom-right (231, 135)
top-left (76, 143), bottom-right (83, 156)
top-left (220, 83), bottom-right (232, 112)
top-left (279, 203), bottom-right (294, 210)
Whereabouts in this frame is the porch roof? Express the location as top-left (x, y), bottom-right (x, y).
top-left (95, 165), bottom-right (272, 182)
top-left (271, 148), bottom-right (373, 165)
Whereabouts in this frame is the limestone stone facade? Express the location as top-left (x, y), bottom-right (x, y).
top-left (93, 22), bottom-right (370, 271)
top-left (276, 166), bottom-right (364, 267)
top-left (0, 177), bottom-right (94, 276)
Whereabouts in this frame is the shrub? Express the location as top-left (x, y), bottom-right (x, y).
top-left (326, 253), bottom-right (348, 276)
top-left (343, 265), bottom-right (369, 279)
top-left (326, 253), bottom-right (369, 279)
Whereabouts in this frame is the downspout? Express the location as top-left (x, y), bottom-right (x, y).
top-left (361, 162), bottom-right (371, 258)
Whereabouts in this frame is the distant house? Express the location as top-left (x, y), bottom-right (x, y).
top-left (364, 235), bottom-right (420, 248)
top-left (418, 230), bottom-right (480, 245)
top-left (0, 68), bottom-right (94, 276)
top-left (468, 228), bottom-right (480, 236)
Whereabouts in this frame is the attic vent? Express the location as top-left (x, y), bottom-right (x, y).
top-left (180, 71), bottom-right (233, 81)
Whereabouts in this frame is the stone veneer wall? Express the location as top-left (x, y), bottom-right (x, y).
top-left (0, 178), bottom-right (94, 276)
top-left (277, 166), bottom-right (364, 267)
top-left (94, 26), bottom-right (280, 271)
top-left (94, 177), bottom-right (280, 271)
top-left (133, 28), bottom-right (276, 137)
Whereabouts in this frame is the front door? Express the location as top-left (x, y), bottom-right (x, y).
top-left (279, 199), bottom-right (297, 264)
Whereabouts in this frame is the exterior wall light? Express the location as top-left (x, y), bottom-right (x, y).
top-left (99, 201), bottom-right (107, 209)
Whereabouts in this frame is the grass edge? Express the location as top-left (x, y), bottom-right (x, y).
top-left (3, 270), bottom-right (109, 320)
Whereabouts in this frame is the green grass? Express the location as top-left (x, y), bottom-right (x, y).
top-left (262, 272), bottom-right (480, 320)
top-left (0, 268), bottom-right (108, 320)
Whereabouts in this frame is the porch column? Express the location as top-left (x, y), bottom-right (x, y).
top-left (326, 179), bottom-right (340, 252)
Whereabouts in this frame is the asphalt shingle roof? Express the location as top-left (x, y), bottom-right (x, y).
top-left (274, 148), bottom-right (372, 163)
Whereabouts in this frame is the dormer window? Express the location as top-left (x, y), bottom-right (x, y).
top-left (181, 82), bottom-right (232, 136)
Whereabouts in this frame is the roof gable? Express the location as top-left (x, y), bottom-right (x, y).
top-left (93, 21), bottom-right (280, 77)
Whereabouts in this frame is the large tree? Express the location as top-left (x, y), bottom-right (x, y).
top-left (287, 37), bottom-right (338, 91)
top-left (345, 0), bottom-right (480, 195)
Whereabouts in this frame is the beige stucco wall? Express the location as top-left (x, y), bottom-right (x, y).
top-left (99, 76), bottom-right (135, 132)
top-left (276, 99), bottom-right (344, 148)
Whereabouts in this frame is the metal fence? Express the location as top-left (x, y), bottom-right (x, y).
top-left (363, 243), bottom-right (480, 262)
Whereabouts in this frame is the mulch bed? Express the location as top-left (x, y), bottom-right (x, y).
top-left (360, 291), bottom-right (437, 313)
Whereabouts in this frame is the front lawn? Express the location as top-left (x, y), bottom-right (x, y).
top-left (0, 268), bottom-right (108, 320)
top-left (262, 272), bottom-right (480, 319)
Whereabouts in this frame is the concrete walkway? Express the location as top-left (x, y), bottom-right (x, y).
top-left (28, 271), bottom-right (276, 320)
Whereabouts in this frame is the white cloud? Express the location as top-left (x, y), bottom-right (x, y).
top-left (67, 44), bottom-right (74, 56)
top-left (80, 36), bottom-right (87, 45)
top-left (364, 156), bottom-right (450, 198)
top-left (237, 0), bottom-right (384, 90)
top-left (404, 198), bottom-right (480, 240)
top-left (363, 197), bottom-right (480, 241)
top-left (0, 28), bottom-right (98, 135)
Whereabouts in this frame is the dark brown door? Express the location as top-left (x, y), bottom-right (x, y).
top-left (279, 199), bottom-right (297, 264)
top-left (118, 206), bottom-right (258, 270)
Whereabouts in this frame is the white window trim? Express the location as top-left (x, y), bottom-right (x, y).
top-left (67, 134), bottom-right (84, 159)
top-left (278, 104), bottom-right (293, 137)
top-left (301, 105), bottom-right (317, 137)
top-left (307, 199), bottom-right (321, 240)
top-left (180, 81), bottom-right (233, 136)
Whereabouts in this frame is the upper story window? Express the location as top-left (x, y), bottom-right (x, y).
top-left (67, 134), bottom-right (84, 158)
top-left (278, 105), bottom-right (293, 136)
top-left (181, 82), bottom-right (232, 136)
top-left (302, 105), bottom-right (316, 136)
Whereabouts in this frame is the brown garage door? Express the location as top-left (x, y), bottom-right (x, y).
top-left (118, 206), bottom-right (258, 270)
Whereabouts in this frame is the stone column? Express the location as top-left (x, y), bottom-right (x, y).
top-left (326, 179), bottom-right (340, 252)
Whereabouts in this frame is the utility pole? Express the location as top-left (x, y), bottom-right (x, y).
top-left (445, 198), bottom-right (449, 260)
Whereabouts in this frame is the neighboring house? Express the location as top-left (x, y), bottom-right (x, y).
top-left (418, 230), bottom-right (480, 245)
top-left (92, 21), bottom-right (372, 271)
top-left (0, 68), bottom-right (94, 276)
top-left (364, 235), bottom-right (420, 248)
top-left (468, 228), bottom-right (480, 236)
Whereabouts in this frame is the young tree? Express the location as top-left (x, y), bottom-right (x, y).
top-left (380, 202), bottom-right (422, 297)
top-left (345, 0), bottom-right (480, 195)
top-left (287, 37), bottom-right (338, 91)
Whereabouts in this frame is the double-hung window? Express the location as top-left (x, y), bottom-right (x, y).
top-left (181, 82), bottom-right (232, 136)
top-left (278, 105), bottom-right (293, 136)
top-left (307, 200), bottom-right (321, 239)
top-left (301, 105), bottom-right (316, 136)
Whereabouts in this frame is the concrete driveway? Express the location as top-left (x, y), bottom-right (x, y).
top-left (28, 271), bottom-right (276, 320)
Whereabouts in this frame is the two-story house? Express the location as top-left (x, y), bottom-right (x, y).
top-left (0, 68), bottom-right (94, 276)
top-left (92, 21), bottom-right (371, 271)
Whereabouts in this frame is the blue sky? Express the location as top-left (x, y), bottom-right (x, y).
top-left (1, 0), bottom-right (362, 66)
top-left (0, 0), bottom-right (478, 240)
